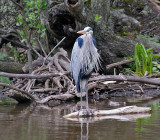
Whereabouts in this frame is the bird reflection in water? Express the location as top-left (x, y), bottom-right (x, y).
top-left (80, 119), bottom-right (90, 140)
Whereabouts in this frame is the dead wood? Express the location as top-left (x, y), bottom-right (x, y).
top-left (1, 47), bottom-right (160, 105)
top-left (63, 106), bottom-right (151, 118)
top-left (45, 79), bottom-right (50, 88)
top-left (30, 88), bottom-right (57, 92)
top-left (59, 59), bottom-right (71, 71)
top-left (0, 61), bottom-right (24, 73)
top-left (0, 83), bottom-right (37, 102)
top-left (90, 75), bottom-right (160, 86)
top-left (106, 59), bottom-right (134, 69)
top-left (53, 52), bottom-right (65, 72)
top-left (37, 93), bottom-right (75, 104)
top-left (148, 0), bottom-right (160, 12)
top-left (0, 71), bottom-right (70, 79)
top-left (65, 114), bottom-right (151, 122)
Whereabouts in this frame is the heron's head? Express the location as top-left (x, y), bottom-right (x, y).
top-left (77, 27), bottom-right (93, 35)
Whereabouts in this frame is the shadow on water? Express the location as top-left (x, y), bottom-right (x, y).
top-left (0, 97), bottom-right (160, 140)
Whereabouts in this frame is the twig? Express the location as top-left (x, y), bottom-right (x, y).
top-left (106, 59), bottom-right (134, 69)
top-left (37, 38), bottom-right (47, 57)
top-left (10, 0), bottom-right (23, 9)
top-left (30, 88), bottom-right (57, 92)
top-left (46, 37), bottom-right (66, 59)
top-left (29, 44), bottom-right (42, 57)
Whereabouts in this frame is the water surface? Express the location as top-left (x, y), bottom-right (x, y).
top-left (0, 98), bottom-right (160, 140)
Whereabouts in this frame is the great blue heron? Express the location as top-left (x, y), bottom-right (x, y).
top-left (71, 27), bottom-right (100, 110)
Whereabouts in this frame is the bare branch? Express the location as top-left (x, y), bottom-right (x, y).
top-left (90, 75), bottom-right (160, 86)
top-left (46, 37), bottom-right (66, 58)
top-left (37, 38), bottom-right (47, 57)
top-left (106, 59), bottom-right (134, 69)
top-left (10, 0), bottom-right (23, 9)
top-left (0, 71), bottom-right (70, 79)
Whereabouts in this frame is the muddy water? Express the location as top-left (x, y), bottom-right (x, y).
top-left (0, 98), bottom-right (160, 140)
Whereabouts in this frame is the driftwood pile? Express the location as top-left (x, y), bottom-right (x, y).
top-left (0, 46), bottom-right (160, 106)
top-left (0, 47), bottom-right (107, 105)
top-left (0, 36), bottom-right (160, 105)
top-left (0, 48), bottom-right (74, 104)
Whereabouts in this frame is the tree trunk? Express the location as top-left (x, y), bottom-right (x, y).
top-left (46, 0), bottom-right (160, 73)
top-left (0, 61), bottom-right (24, 73)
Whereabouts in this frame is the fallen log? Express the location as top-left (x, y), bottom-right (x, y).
top-left (0, 61), bottom-right (24, 73)
top-left (63, 106), bottom-right (151, 118)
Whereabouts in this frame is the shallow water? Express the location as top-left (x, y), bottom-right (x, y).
top-left (0, 98), bottom-right (160, 140)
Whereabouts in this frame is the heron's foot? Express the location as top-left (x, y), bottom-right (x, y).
top-left (79, 109), bottom-right (96, 117)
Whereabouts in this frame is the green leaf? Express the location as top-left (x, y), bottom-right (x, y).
top-left (40, 32), bottom-right (45, 37)
top-left (153, 55), bottom-right (160, 59)
top-left (37, 24), bottom-right (43, 28)
top-left (152, 67), bottom-right (157, 71)
top-left (16, 22), bottom-right (22, 26)
top-left (157, 65), bottom-right (160, 69)
top-left (23, 0), bottom-right (28, 2)
top-left (27, 2), bottom-right (31, 6)
top-left (0, 76), bottom-right (10, 84)
top-left (21, 39), bottom-right (26, 43)
top-left (41, 1), bottom-right (47, 10)
top-left (152, 61), bottom-right (158, 65)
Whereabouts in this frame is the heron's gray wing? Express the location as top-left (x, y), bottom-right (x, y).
top-left (71, 37), bottom-right (83, 92)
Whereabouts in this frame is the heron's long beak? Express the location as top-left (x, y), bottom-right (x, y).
top-left (77, 30), bottom-right (86, 34)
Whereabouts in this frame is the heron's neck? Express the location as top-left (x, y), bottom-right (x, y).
top-left (86, 32), bottom-right (93, 36)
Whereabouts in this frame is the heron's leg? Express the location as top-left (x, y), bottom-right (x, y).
top-left (80, 89), bottom-right (83, 110)
top-left (86, 89), bottom-right (89, 110)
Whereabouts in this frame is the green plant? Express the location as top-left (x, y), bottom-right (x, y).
top-left (12, 48), bottom-right (19, 61)
top-left (94, 14), bottom-right (102, 24)
top-left (0, 52), bottom-right (8, 60)
top-left (152, 61), bottom-right (160, 73)
top-left (16, 0), bottom-right (47, 42)
top-left (120, 56), bottom-right (135, 75)
top-left (11, 48), bottom-right (27, 63)
top-left (134, 43), bottom-right (153, 76)
top-left (0, 76), bottom-right (10, 84)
